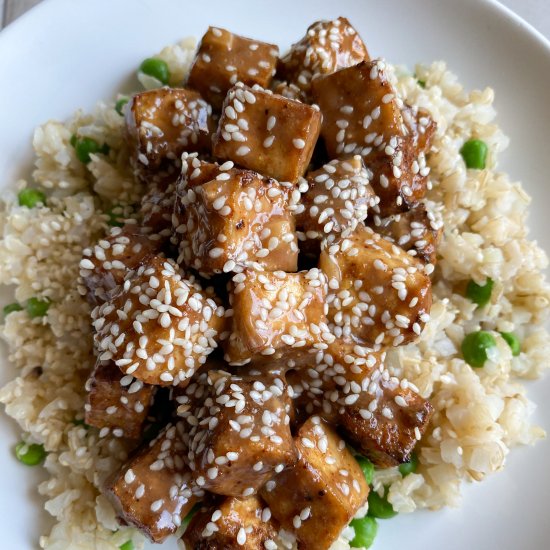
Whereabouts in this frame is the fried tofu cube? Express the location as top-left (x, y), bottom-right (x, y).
top-left (78, 226), bottom-right (159, 306)
top-left (319, 225), bottom-right (432, 347)
top-left (93, 256), bottom-right (226, 387)
top-left (212, 84), bottom-right (321, 183)
top-left (188, 27), bottom-right (279, 110)
top-left (225, 268), bottom-right (330, 365)
top-left (181, 369), bottom-right (296, 497)
top-left (287, 339), bottom-right (433, 467)
top-left (84, 360), bottom-right (154, 439)
top-left (126, 88), bottom-right (215, 183)
top-left (339, 379), bottom-right (433, 468)
top-left (139, 182), bottom-right (175, 241)
top-left (297, 156), bottom-right (378, 239)
top-left (173, 169), bottom-right (298, 276)
top-left (260, 416), bottom-right (369, 550)
top-left (369, 202), bottom-right (443, 264)
top-left (105, 422), bottom-right (200, 543)
top-left (278, 17), bottom-right (368, 98)
top-left (182, 496), bottom-right (279, 549)
top-left (311, 60), bottom-right (434, 215)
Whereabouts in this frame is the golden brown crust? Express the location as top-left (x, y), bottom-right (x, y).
top-left (126, 88), bottom-right (215, 185)
top-left (260, 416), bottom-right (369, 549)
top-left (278, 17), bottom-right (369, 99)
top-left (225, 268), bottom-right (329, 365)
top-left (288, 339), bottom-right (433, 467)
top-left (179, 368), bottom-right (297, 497)
top-left (182, 496), bottom-right (279, 549)
top-left (92, 256), bottom-right (226, 387)
top-left (319, 224), bottom-right (432, 348)
top-left (212, 84), bottom-right (321, 183)
top-left (79, 226), bottom-right (159, 306)
top-left (297, 155), bottom-right (378, 239)
top-left (84, 360), bottom-right (155, 439)
top-left (173, 168), bottom-right (298, 276)
top-left (188, 27), bottom-right (279, 110)
top-left (105, 422), bottom-right (200, 543)
top-left (368, 202), bottom-right (443, 264)
top-left (311, 60), bottom-right (436, 215)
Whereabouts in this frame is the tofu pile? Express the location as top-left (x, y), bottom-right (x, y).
top-left (78, 16), bottom-right (442, 549)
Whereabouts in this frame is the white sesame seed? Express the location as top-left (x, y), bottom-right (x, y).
top-left (237, 527), bottom-right (247, 545)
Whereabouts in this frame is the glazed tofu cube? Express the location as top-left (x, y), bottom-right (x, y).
top-left (311, 60), bottom-right (432, 215)
top-left (339, 379), bottom-right (434, 467)
top-left (182, 496), bottom-right (279, 549)
top-left (225, 268), bottom-right (330, 365)
top-left (78, 226), bottom-right (159, 306)
top-left (260, 416), bottom-right (369, 550)
top-left (173, 169), bottom-right (298, 276)
top-left (126, 88), bottom-right (215, 183)
top-left (369, 202), bottom-right (443, 264)
top-left (93, 256), bottom-right (226, 387)
top-left (181, 368), bottom-right (296, 497)
top-left (286, 339), bottom-right (433, 467)
top-left (188, 26), bottom-right (279, 110)
top-left (212, 84), bottom-right (321, 183)
top-left (278, 17), bottom-right (368, 98)
top-left (297, 155), bottom-right (378, 239)
top-left (319, 224), bottom-right (432, 347)
top-left (139, 182), bottom-right (175, 241)
top-left (105, 422), bottom-right (200, 543)
top-left (84, 360), bottom-right (154, 439)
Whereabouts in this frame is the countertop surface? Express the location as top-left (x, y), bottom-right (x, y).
top-left (1, 0), bottom-right (550, 38)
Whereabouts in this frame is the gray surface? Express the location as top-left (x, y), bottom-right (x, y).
top-left (1, 0), bottom-right (550, 38)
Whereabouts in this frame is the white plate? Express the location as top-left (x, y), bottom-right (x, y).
top-left (0, 0), bottom-right (549, 548)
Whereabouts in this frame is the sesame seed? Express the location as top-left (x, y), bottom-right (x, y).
top-left (237, 527), bottom-right (247, 545)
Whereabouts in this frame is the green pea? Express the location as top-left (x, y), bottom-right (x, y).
top-left (3, 302), bottom-right (23, 316)
top-left (26, 297), bottom-right (51, 318)
top-left (461, 330), bottom-right (496, 368)
top-left (106, 205), bottom-right (125, 227)
top-left (15, 442), bottom-right (46, 466)
top-left (367, 488), bottom-right (397, 519)
top-left (119, 542), bottom-right (134, 550)
top-left (182, 502), bottom-right (202, 530)
top-left (500, 331), bottom-right (521, 356)
top-left (18, 188), bottom-right (47, 208)
top-left (466, 278), bottom-right (494, 308)
top-left (398, 452), bottom-right (419, 477)
top-left (350, 516), bottom-right (378, 548)
top-left (418, 79), bottom-right (426, 88)
top-left (460, 139), bottom-right (488, 169)
top-left (355, 455), bottom-right (375, 485)
top-left (115, 97), bottom-right (129, 116)
top-left (72, 136), bottom-right (110, 164)
top-left (139, 58), bottom-right (170, 85)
